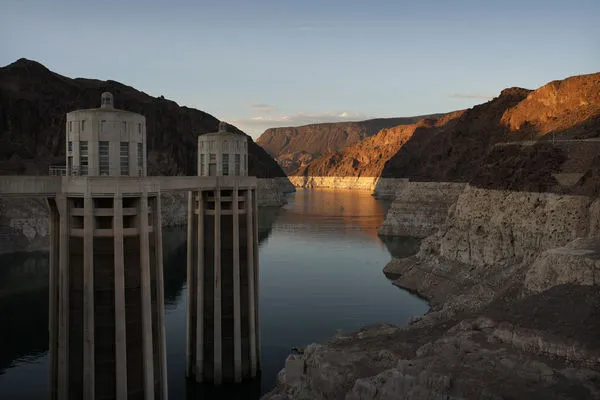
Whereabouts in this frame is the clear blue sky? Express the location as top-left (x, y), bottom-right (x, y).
top-left (1, 0), bottom-right (598, 138)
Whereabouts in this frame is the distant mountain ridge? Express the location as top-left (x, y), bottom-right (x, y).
top-left (382, 73), bottom-right (600, 186)
top-left (256, 115), bottom-right (443, 173)
top-left (286, 72), bottom-right (600, 196)
top-left (294, 112), bottom-right (464, 178)
top-left (0, 58), bottom-right (287, 178)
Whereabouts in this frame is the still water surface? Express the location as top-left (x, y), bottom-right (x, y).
top-left (0, 189), bottom-right (427, 399)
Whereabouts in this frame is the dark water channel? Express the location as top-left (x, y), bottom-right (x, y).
top-left (0, 189), bottom-right (428, 399)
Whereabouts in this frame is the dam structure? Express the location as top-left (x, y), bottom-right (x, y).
top-left (186, 122), bottom-right (260, 384)
top-left (0, 94), bottom-right (259, 399)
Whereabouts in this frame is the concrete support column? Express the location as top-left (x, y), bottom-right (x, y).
top-left (153, 195), bottom-right (168, 399)
top-left (47, 198), bottom-right (60, 400)
top-left (185, 192), bottom-right (194, 378)
top-left (253, 188), bottom-right (261, 370)
top-left (232, 185), bottom-right (242, 382)
top-left (246, 189), bottom-right (257, 377)
top-left (195, 191), bottom-right (204, 380)
top-left (83, 194), bottom-right (95, 399)
top-left (113, 193), bottom-right (128, 400)
top-left (213, 187), bottom-right (222, 384)
top-left (56, 195), bottom-right (70, 398)
top-left (139, 193), bottom-right (155, 400)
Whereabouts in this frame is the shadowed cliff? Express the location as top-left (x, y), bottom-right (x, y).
top-left (381, 73), bottom-right (600, 186)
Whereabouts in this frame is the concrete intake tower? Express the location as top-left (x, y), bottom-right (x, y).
top-left (186, 122), bottom-right (261, 384)
top-left (0, 93), bottom-right (262, 398)
top-left (49, 92), bottom-right (167, 399)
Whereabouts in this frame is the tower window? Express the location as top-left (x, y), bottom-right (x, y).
top-left (81, 120), bottom-right (85, 131)
top-left (222, 153), bottom-right (229, 176)
top-left (138, 123), bottom-right (141, 134)
top-left (99, 141), bottom-right (110, 175)
top-left (235, 154), bottom-right (240, 176)
top-left (200, 153), bottom-right (205, 176)
top-left (79, 141), bottom-right (88, 175)
top-left (208, 153), bottom-right (216, 176)
top-left (69, 121), bottom-right (72, 132)
top-left (137, 143), bottom-right (143, 175)
top-left (68, 141), bottom-right (72, 153)
top-left (120, 142), bottom-right (129, 176)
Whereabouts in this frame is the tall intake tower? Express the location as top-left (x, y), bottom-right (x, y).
top-left (48, 93), bottom-right (167, 400)
top-left (186, 122), bottom-right (260, 384)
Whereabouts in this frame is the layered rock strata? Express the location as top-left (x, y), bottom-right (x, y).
top-left (287, 176), bottom-right (410, 197)
top-left (378, 182), bottom-right (466, 237)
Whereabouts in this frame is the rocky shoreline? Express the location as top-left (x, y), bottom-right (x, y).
top-left (262, 183), bottom-right (600, 399)
top-left (0, 177), bottom-right (294, 255)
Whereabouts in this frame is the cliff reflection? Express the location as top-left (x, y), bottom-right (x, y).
top-left (378, 236), bottom-right (421, 259)
top-left (258, 207), bottom-right (282, 245)
top-left (0, 252), bottom-right (49, 376)
top-left (274, 189), bottom-right (390, 238)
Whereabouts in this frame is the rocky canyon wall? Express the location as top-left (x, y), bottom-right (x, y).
top-left (426, 185), bottom-right (600, 267)
top-left (263, 183), bottom-right (600, 400)
top-left (378, 182), bottom-right (466, 237)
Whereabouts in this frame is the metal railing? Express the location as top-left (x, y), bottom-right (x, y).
top-left (49, 165), bottom-right (83, 176)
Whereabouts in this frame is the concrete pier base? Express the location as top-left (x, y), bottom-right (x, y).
top-left (49, 189), bottom-right (167, 399)
top-left (186, 183), bottom-right (260, 384)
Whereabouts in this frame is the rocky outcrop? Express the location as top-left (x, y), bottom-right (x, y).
top-left (434, 186), bottom-right (599, 267)
top-left (524, 238), bottom-right (600, 293)
top-left (0, 198), bottom-right (49, 254)
top-left (372, 178), bottom-right (410, 200)
top-left (258, 177), bottom-right (296, 207)
top-left (257, 115), bottom-right (442, 174)
top-left (378, 182), bottom-right (466, 237)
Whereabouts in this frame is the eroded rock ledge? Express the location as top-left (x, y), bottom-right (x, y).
top-left (262, 185), bottom-right (600, 399)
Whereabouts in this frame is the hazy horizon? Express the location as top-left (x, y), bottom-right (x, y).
top-left (1, 0), bottom-right (598, 138)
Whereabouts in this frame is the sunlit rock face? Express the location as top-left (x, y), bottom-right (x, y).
top-left (257, 116), bottom-right (437, 175)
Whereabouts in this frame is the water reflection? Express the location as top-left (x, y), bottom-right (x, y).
top-left (0, 252), bottom-right (49, 376)
top-left (258, 189), bottom-right (428, 392)
top-left (0, 190), bottom-right (428, 399)
top-left (378, 235), bottom-right (421, 259)
top-left (276, 189), bottom-right (390, 238)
